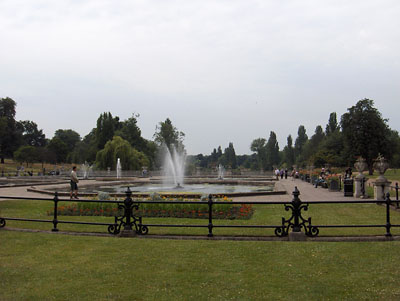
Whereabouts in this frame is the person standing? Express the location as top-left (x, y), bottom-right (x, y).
top-left (70, 166), bottom-right (79, 199)
top-left (275, 168), bottom-right (280, 180)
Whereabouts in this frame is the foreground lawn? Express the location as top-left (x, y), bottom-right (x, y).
top-left (1, 231), bottom-right (400, 300)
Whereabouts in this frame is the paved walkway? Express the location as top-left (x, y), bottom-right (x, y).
top-left (0, 177), bottom-right (366, 202)
top-left (233, 177), bottom-right (365, 202)
top-left (0, 180), bottom-right (117, 200)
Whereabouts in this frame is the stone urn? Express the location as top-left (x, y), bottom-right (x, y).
top-left (373, 155), bottom-right (389, 182)
top-left (354, 157), bottom-right (368, 176)
top-left (372, 155), bottom-right (391, 201)
top-left (354, 157), bottom-right (368, 198)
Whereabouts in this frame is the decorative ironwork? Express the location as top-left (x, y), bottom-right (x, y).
top-left (275, 187), bottom-right (319, 237)
top-left (0, 217), bottom-right (5, 228)
top-left (108, 187), bottom-right (148, 235)
top-left (385, 192), bottom-right (392, 237)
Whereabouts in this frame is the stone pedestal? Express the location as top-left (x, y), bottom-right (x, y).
top-left (119, 229), bottom-right (137, 237)
top-left (374, 178), bottom-right (391, 201)
top-left (354, 175), bottom-right (368, 198)
top-left (289, 231), bottom-right (307, 241)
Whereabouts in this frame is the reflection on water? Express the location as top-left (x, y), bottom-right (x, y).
top-left (78, 184), bottom-right (274, 194)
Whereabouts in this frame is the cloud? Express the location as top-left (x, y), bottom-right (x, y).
top-left (1, 0), bottom-right (399, 154)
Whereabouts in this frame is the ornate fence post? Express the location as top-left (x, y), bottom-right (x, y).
top-left (385, 192), bottom-right (392, 237)
top-left (274, 187), bottom-right (319, 239)
top-left (119, 187), bottom-right (136, 237)
top-left (291, 187), bottom-right (302, 232)
top-left (207, 194), bottom-right (213, 237)
top-left (52, 192), bottom-right (59, 232)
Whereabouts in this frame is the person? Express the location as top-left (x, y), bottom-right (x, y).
top-left (345, 167), bottom-right (352, 179)
top-left (284, 168), bottom-right (288, 179)
top-left (70, 166), bottom-right (79, 199)
top-left (274, 168), bottom-right (280, 180)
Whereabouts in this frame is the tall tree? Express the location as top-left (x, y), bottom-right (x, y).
top-left (302, 125), bottom-right (326, 166)
top-left (54, 129), bottom-right (81, 155)
top-left (18, 120), bottom-right (46, 147)
top-left (325, 112), bottom-right (339, 135)
top-left (341, 99), bottom-right (391, 174)
top-left (0, 97), bottom-right (21, 163)
top-left (115, 114), bottom-right (146, 150)
top-left (250, 138), bottom-right (266, 170)
top-left (224, 142), bottom-right (237, 169)
top-left (265, 131), bottom-right (280, 169)
top-left (96, 112), bottom-right (117, 149)
top-left (283, 135), bottom-right (295, 167)
top-left (47, 137), bottom-right (68, 163)
top-left (294, 125), bottom-right (308, 165)
top-left (153, 118), bottom-right (185, 152)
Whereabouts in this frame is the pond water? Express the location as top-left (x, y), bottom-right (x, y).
top-left (78, 183), bottom-right (274, 194)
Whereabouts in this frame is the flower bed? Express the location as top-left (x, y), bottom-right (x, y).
top-left (48, 195), bottom-right (254, 220)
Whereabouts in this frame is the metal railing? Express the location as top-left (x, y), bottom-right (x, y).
top-left (1, 186), bottom-right (399, 237)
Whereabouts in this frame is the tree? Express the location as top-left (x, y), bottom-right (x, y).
top-left (13, 145), bottom-right (38, 166)
top-left (250, 138), bottom-right (266, 170)
top-left (326, 112), bottom-right (339, 135)
top-left (153, 118), bottom-right (185, 152)
top-left (301, 125), bottom-right (326, 166)
top-left (54, 129), bottom-right (81, 153)
top-left (96, 112), bottom-right (118, 149)
top-left (47, 137), bottom-right (69, 163)
top-left (96, 136), bottom-right (149, 170)
top-left (115, 114), bottom-right (146, 150)
top-left (294, 125), bottom-right (308, 165)
top-left (313, 131), bottom-right (345, 167)
top-left (265, 131), bottom-right (280, 169)
top-left (224, 142), bottom-right (237, 169)
top-left (0, 97), bottom-right (21, 163)
top-left (18, 120), bottom-right (46, 147)
top-left (341, 99), bottom-right (391, 174)
top-left (283, 135), bottom-right (295, 167)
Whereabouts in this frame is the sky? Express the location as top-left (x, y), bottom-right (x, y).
top-left (1, 0), bottom-right (400, 155)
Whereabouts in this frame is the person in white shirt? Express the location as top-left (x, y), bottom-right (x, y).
top-left (70, 166), bottom-right (79, 199)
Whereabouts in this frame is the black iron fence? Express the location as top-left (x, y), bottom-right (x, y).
top-left (1, 186), bottom-right (399, 238)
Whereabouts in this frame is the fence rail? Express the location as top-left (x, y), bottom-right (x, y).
top-left (1, 185), bottom-right (399, 238)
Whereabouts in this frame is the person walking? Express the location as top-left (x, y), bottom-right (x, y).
top-left (70, 166), bottom-right (79, 199)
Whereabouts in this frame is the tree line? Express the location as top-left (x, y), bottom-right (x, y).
top-left (0, 97), bottom-right (184, 170)
top-left (190, 99), bottom-right (400, 174)
top-left (2, 97), bottom-right (399, 173)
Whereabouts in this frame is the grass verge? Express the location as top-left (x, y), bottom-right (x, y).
top-left (1, 231), bottom-right (400, 300)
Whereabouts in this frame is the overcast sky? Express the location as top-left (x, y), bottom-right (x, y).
top-left (1, 0), bottom-right (399, 155)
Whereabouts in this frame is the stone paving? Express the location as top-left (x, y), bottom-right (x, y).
top-left (233, 177), bottom-right (366, 203)
top-left (0, 177), bottom-right (367, 202)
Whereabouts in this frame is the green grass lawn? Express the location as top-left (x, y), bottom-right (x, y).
top-left (2, 199), bottom-right (400, 300)
top-left (1, 231), bottom-right (400, 300)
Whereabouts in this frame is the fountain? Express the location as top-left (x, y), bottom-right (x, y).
top-left (81, 161), bottom-right (92, 179)
top-left (162, 145), bottom-right (186, 188)
top-left (217, 164), bottom-right (225, 180)
top-left (116, 158), bottom-right (122, 179)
